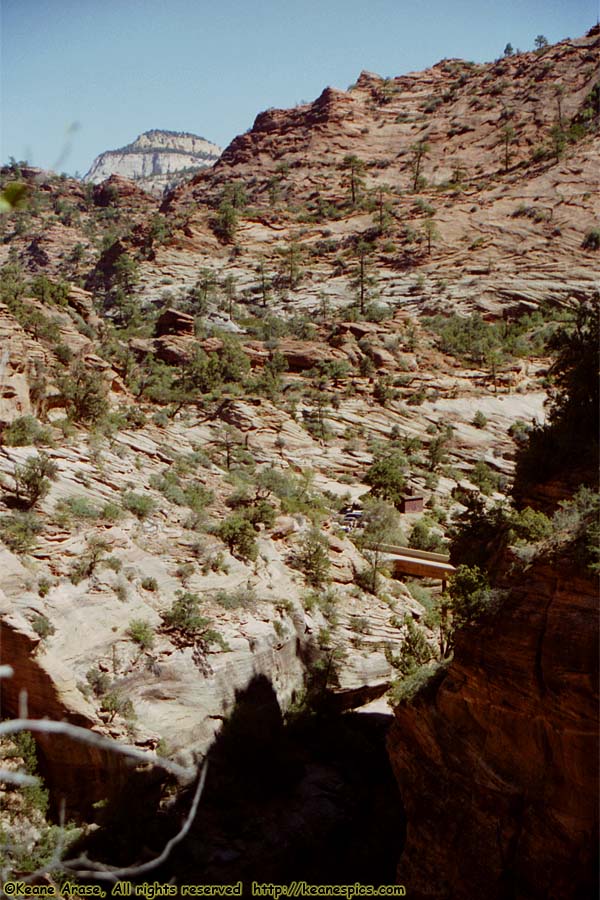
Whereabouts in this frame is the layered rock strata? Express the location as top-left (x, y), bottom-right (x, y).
top-left (84, 130), bottom-right (221, 196)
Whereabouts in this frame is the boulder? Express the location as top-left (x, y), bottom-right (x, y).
top-left (155, 308), bottom-right (195, 337)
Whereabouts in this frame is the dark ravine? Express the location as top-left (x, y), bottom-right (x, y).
top-left (387, 551), bottom-right (599, 900)
top-left (2, 602), bottom-right (401, 873)
top-left (75, 676), bottom-right (405, 886)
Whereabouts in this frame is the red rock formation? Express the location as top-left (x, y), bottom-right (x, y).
top-left (92, 174), bottom-right (154, 210)
top-left (272, 339), bottom-right (347, 372)
top-left (0, 604), bottom-right (131, 817)
top-left (155, 307), bottom-right (195, 337)
top-left (387, 551), bottom-right (599, 899)
top-left (128, 331), bottom-right (352, 373)
top-left (166, 29), bottom-right (599, 219)
top-left (0, 303), bottom-right (49, 426)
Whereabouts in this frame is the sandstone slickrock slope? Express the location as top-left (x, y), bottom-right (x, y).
top-left (84, 129), bottom-right (221, 197)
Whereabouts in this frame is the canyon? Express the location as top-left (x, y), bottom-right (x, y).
top-left (0, 25), bottom-right (598, 896)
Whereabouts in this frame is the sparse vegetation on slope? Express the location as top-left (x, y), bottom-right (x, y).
top-left (0, 26), bottom-right (598, 887)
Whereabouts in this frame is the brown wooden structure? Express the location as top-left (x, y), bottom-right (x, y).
top-left (399, 494), bottom-right (424, 514)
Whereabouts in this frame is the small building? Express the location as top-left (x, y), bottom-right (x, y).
top-left (399, 493), bottom-right (424, 514)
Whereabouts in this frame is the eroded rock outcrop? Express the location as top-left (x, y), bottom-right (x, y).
top-left (387, 552), bottom-right (599, 899)
top-left (0, 590), bottom-right (132, 816)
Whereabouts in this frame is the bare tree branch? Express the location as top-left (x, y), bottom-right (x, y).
top-left (0, 768), bottom-right (39, 786)
top-left (59, 763), bottom-right (207, 881)
top-left (0, 719), bottom-right (196, 784)
top-left (0, 671), bottom-right (205, 881)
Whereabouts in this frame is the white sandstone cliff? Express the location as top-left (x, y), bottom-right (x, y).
top-left (83, 129), bottom-right (221, 196)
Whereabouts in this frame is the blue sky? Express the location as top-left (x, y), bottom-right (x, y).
top-left (1, 0), bottom-right (597, 176)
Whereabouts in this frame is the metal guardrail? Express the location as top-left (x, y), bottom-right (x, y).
top-left (363, 542), bottom-right (451, 564)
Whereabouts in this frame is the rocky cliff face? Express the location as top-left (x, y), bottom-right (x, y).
top-left (149, 28), bottom-right (599, 319)
top-left (387, 551), bottom-right (599, 899)
top-left (0, 587), bottom-right (134, 816)
top-left (84, 130), bottom-right (221, 196)
top-left (171, 31), bottom-right (599, 204)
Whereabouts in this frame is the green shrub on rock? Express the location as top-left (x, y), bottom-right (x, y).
top-left (582, 228), bottom-right (600, 251)
top-left (217, 513), bottom-right (258, 561)
top-left (31, 614), bottom-right (55, 640)
top-left (127, 619), bottom-right (155, 650)
top-left (162, 590), bottom-right (228, 650)
top-left (58, 360), bottom-right (109, 424)
top-left (121, 491), bottom-right (155, 519)
top-left (141, 576), bottom-right (158, 592)
top-left (2, 416), bottom-right (52, 447)
top-left (13, 453), bottom-right (58, 507)
top-left (294, 527), bottom-right (331, 588)
top-left (0, 512), bottom-right (42, 553)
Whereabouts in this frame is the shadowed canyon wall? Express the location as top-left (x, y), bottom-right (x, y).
top-left (388, 552), bottom-right (598, 899)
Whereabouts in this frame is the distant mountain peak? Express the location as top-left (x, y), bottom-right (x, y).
top-left (83, 129), bottom-right (221, 197)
